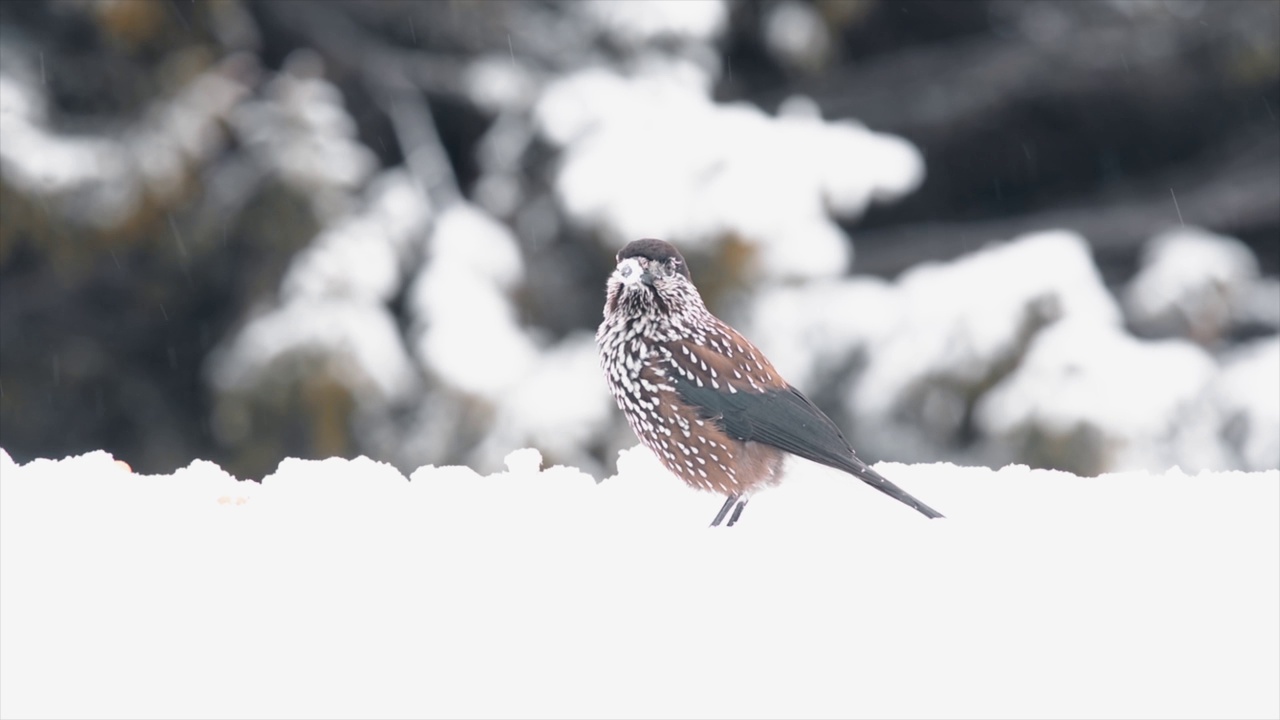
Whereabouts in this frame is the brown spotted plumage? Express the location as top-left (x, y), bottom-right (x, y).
top-left (597, 238), bottom-right (944, 527)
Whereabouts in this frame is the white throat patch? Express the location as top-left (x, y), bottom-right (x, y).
top-left (615, 257), bottom-right (646, 287)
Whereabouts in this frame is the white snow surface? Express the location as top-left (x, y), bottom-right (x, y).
top-left (1123, 226), bottom-right (1263, 341)
top-left (1176, 336), bottom-right (1280, 472)
top-left (408, 202), bottom-right (539, 399)
top-left (856, 230), bottom-right (1122, 417)
top-left (1, 447), bottom-right (1277, 720)
top-left (207, 298), bottom-right (420, 404)
top-left (231, 50), bottom-right (378, 207)
top-left (208, 170), bottom-right (429, 405)
top-left (976, 320), bottom-right (1219, 470)
top-left (747, 276), bottom-right (900, 391)
top-left (764, 1), bottom-right (833, 72)
top-left (580, 0), bottom-right (729, 47)
top-left (846, 230), bottom-right (1122, 459)
top-left (280, 170), bottom-right (432, 304)
top-left (470, 332), bottom-right (616, 473)
top-left (534, 66), bottom-right (924, 281)
top-left (0, 54), bottom-right (251, 229)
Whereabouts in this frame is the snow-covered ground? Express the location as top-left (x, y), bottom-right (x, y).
top-left (2, 447), bottom-right (1276, 719)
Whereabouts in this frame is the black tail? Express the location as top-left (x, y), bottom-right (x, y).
top-left (680, 381), bottom-right (945, 518)
top-left (836, 454), bottom-right (944, 519)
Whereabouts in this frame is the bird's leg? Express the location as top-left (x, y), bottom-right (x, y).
top-left (726, 497), bottom-right (750, 527)
top-left (709, 494), bottom-right (739, 527)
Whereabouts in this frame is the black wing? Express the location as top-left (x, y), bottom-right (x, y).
top-left (674, 378), bottom-right (944, 519)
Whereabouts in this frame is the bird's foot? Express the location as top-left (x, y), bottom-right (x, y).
top-left (709, 494), bottom-right (738, 527)
top-left (709, 494), bottom-right (750, 527)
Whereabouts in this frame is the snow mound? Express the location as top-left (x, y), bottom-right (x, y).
top-left (849, 230), bottom-right (1120, 461)
top-left (208, 170), bottom-right (429, 407)
top-left (407, 202), bottom-right (539, 399)
top-left (976, 320), bottom-right (1218, 474)
top-left (534, 67), bottom-right (924, 281)
top-left (1123, 226), bottom-right (1263, 343)
top-left (2, 446), bottom-right (1277, 719)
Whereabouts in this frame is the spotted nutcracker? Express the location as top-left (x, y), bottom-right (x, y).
top-left (597, 238), bottom-right (944, 527)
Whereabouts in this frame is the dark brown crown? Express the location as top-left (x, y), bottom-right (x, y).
top-left (616, 238), bottom-right (691, 280)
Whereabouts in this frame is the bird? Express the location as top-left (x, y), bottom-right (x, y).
top-left (596, 238), bottom-right (944, 527)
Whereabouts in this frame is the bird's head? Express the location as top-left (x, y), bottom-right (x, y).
top-left (605, 238), bottom-right (698, 318)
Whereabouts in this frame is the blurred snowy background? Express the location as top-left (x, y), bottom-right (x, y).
top-left (1, 0), bottom-right (1277, 480)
